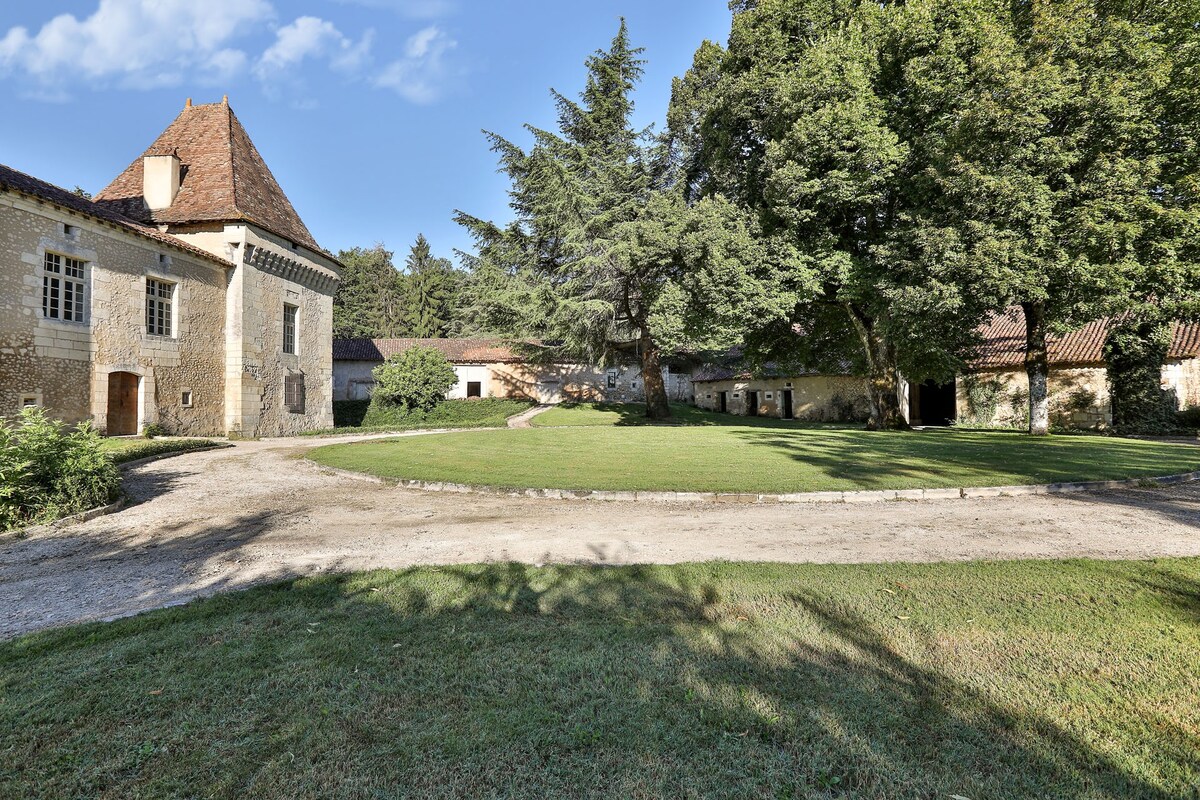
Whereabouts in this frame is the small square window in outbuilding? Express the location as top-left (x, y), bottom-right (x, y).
top-left (467, 381), bottom-right (482, 398)
top-left (765, 393), bottom-right (773, 400)
top-left (20, 394), bottom-right (40, 410)
top-left (181, 390), bottom-right (193, 408)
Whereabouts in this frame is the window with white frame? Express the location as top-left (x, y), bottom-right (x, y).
top-left (283, 304), bottom-right (298, 355)
top-left (145, 277), bottom-right (174, 337)
top-left (42, 252), bottom-right (87, 322)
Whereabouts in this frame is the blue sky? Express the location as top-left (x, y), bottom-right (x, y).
top-left (0, 1), bottom-right (733, 264)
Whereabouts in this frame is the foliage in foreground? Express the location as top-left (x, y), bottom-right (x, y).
top-left (0, 408), bottom-right (120, 531)
top-left (2, 559), bottom-right (1196, 798)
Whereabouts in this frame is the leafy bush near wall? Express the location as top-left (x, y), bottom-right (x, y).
top-left (1104, 322), bottom-right (1178, 434)
top-left (958, 376), bottom-right (1005, 425)
top-left (333, 400), bottom-right (371, 428)
top-left (0, 408), bottom-right (121, 531)
top-left (371, 347), bottom-right (458, 413)
top-left (1176, 406), bottom-right (1200, 433)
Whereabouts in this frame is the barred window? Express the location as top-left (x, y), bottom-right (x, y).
top-left (283, 304), bottom-right (298, 355)
top-left (284, 373), bottom-right (305, 414)
top-left (146, 277), bottom-right (174, 337)
top-left (42, 252), bottom-right (87, 322)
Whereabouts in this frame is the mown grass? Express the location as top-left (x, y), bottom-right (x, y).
top-left (530, 401), bottom-right (738, 427)
top-left (1, 559), bottom-right (1196, 798)
top-left (300, 398), bottom-right (533, 437)
top-left (98, 437), bottom-right (218, 465)
top-left (306, 422), bottom-right (1200, 493)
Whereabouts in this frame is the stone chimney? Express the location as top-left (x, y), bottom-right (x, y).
top-left (143, 150), bottom-right (181, 211)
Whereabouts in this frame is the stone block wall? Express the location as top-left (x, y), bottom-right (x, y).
top-left (1, 192), bottom-right (228, 434)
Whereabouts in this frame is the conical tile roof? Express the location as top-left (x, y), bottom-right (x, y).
top-left (95, 100), bottom-right (321, 252)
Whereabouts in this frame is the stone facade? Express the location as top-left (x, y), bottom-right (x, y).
top-left (171, 225), bottom-right (336, 436)
top-left (692, 375), bottom-right (870, 421)
top-left (1, 192), bottom-right (229, 435)
top-left (2, 99), bottom-right (339, 437)
top-left (957, 366), bottom-right (1113, 429)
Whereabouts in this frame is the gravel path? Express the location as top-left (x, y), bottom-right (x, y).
top-left (2, 434), bottom-right (1198, 639)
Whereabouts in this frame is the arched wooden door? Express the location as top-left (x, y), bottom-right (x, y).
top-left (106, 372), bottom-right (140, 436)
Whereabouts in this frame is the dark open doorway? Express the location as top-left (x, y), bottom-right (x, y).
top-left (719, 391), bottom-right (728, 413)
top-left (466, 381), bottom-right (482, 398)
top-left (746, 390), bottom-right (759, 417)
top-left (914, 379), bottom-right (957, 426)
top-left (106, 372), bottom-right (139, 435)
top-left (781, 389), bottom-right (794, 420)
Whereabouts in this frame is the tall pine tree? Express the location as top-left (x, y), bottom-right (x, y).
top-left (456, 21), bottom-right (774, 418)
top-left (403, 234), bottom-right (459, 338)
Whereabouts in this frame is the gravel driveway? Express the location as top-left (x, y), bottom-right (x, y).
top-left (2, 433), bottom-right (1198, 639)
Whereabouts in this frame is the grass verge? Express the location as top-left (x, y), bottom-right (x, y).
top-left (306, 424), bottom-right (1200, 493)
top-left (98, 437), bottom-right (218, 465)
top-left (1, 559), bottom-right (1196, 798)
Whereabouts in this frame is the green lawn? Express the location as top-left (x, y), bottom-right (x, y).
top-left (306, 421), bottom-right (1200, 493)
top-left (99, 437), bottom-right (218, 465)
top-left (2, 559), bottom-right (1196, 798)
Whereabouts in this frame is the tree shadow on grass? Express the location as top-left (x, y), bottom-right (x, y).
top-left (728, 426), bottom-right (1200, 491)
top-left (3, 562), bottom-right (1192, 798)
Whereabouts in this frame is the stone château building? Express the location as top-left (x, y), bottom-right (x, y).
top-left (0, 98), bottom-right (339, 437)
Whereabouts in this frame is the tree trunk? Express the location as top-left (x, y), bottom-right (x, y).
top-left (639, 333), bottom-right (672, 420)
top-left (1022, 301), bottom-right (1051, 436)
top-left (845, 304), bottom-right (910, 431)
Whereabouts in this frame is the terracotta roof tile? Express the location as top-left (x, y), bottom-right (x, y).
top-left (971, 307), bottom-right (1200, 368)
top-left (333, 338), bottom-right (532, 363)
top-left (0, 162), bottom-right (232, 268)
top-left (94, 101), bottom-right (323, 254)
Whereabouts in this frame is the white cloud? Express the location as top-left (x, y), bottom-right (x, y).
top-left (0, 0), bottom-right (272, 92)
top-left (374, 25), bottom-right (456, 104)
top-left (255, 16), bottom-right (373, 81)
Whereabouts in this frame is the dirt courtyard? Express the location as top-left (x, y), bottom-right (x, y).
top-left (2, 434), bottom-right (1198, 639)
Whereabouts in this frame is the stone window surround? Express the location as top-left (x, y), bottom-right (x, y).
top-left (143, 268), bottom-right (179, 341)
top-left (33, 235), bottom-right (96, 330)
top-left (181, 388), bottom-right (194, 408)
top-left (18, 390), bottom-right (43, 412)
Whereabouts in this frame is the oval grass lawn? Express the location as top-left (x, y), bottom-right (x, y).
top-left (306, 425), bottom-right (1200, 494)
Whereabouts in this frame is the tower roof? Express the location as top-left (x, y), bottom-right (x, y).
top-left (95, 99), bottom-right (322, 253)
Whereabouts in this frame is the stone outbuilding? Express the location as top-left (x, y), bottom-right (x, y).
top-left (690, 364), bottom-right (871, 422)
top-left (959, 308), bottom-right (1200, 429)
top-left (1, 98), bottom-right (339, 437)
top-left (333, 338), bottom-right (694, 405)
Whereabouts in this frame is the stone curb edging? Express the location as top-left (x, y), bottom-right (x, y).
top-left (314, 466), bottom-right (1200, 504)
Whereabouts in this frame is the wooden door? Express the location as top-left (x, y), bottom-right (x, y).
top-left (106, 372), bottom-right (139, 435)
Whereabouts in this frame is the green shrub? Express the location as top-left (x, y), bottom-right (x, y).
top-left (371, 347), bottom-right (458, 413)
top-left (142, 422), bottom-right (167, 439)
top-left (333, 400), bottom-right (371, 428)
top-left (0, 408), bottom-right (121, 531)
top-left (1176, 406), bottom-right (1200, 433)
top-left (1105, 321), bottom-right (1177, 434)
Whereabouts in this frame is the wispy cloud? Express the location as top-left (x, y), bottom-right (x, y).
top-left (374, 25), bottom-right (457, 104)
top-left (0, 0), bottom-right (272, 93)
top-left (254, 15), bottom-right (374, 104)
